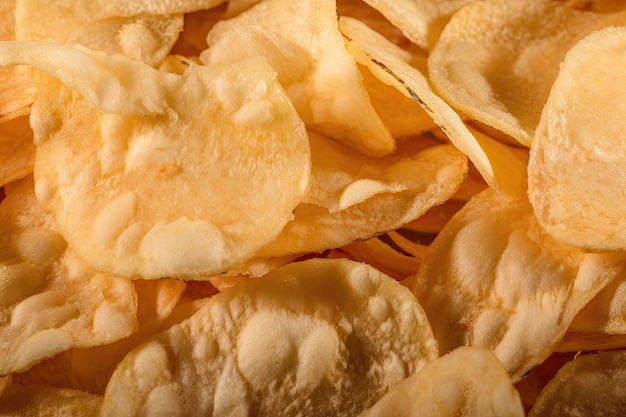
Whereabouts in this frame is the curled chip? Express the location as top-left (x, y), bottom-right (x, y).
top-left (428, 0), bottom-right (626, 146)
top-left (360, 347), bottom-right (525, 417)
top-left (339, 16), bottom-right (528, 194)
top-left (528, 26), bottom-right (626, 251)
top-left (202, 0), bottom-right (396, 157)
top-left (529, 350), bottom-right (626, 416)
top-left (0, 177), bottom-right (137, 375)
top-left (101, 258), bottom-right (439, 417)
top-left (0, 41), bottom-right (311, 279)
top-left (257, 133), bottom-right (467, 258)
top-left (411, 187), bottom-right (626, 380)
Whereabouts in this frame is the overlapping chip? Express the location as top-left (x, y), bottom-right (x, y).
top-left (0, 40), bottom-right (311, 279)
top-left (201, 0), bottom-right (396, 157)
top-left (0, 176), bottom-right (137, 376)
top-left (101, 258), bottom-right (439, 416)
top-left (411, 187), bottom-right (626, 380)
top-left (360, 347), bottom-right (525, 417)
top-left (428, 0), bottom-right (626, 146)
top-left (528, 26), bottom-right (626, 250)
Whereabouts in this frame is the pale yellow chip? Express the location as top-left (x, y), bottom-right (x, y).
top-left (16, 0), bottom-right (184, 67)
top-left (529, 350), bottom-right (626, 416)
top-left (0, 384), bottom-right (102, 417)
top-left (428, 0), bottom-right (626, 146)
top-left (569, 268), bottom-right (626, 335)
top-left (361, 0), bottom-right (474, 50)
top-left (101, 258), bottom-right (438, 416)
top-left (528, 26), bottom-right (626, 251)
top-left (201, 0), bottom-right (396, 157)
top-left (257, 134), bottom-right (467, 258)
top-left (0, 41), bottom-right (311, 279)
top-left (339, 16), bottom-right (527, 195)
top-left (360, 347), bottom-right (525, 417)
top-left (66, 279), bottom-right (187, 394)
top-left (0, 115), bottom-right (34, 187)
top-left (0, 176), bottom-right (137, 375)
top-left (411, 187), bottom-right (626, 381)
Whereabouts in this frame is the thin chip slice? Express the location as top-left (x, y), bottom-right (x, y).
top-left (339, 16), bottom-right (527, 195)
top-left (411, 187), bottom-right (626, 381)
top-left (528, 26), bottom-right (626, 250)
top-left (428, 0), bottom-right (626, 146)
top-left (529, 350), bottom-right (626, 416)
top-left (16, 0), bottom-right (184, 67)
top-left (359, 347), bottom-right (525, 417)
top-left (0, 115), bottom-right (35, 187)
top-left (0, 41), bottom-right (311, 279)
top-left (361, 0), bottom-right (474, 50)
top-left (201, 0), bottom-right (396, 157)
top-left (101, 258), bottom-right (439, 417)
top-left (257, 134), bottom-right (467, 258)
top-left (0, 385), bottom-right (102, 417)
top-left (0, 176), bottom-right (137, 375)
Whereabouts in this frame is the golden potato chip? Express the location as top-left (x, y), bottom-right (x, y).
top-left (0, 41), bottom-right (311, 278)
top-left (339, 16), bottom-right (527, 195)
top-left (74, 0), bottom-right (226, 19)
top-left (0, 115), bottom-right (34, 187)
top-left (201, 0), bottom-right (396, 157)
top-left (170, 6), bottom-right (228, 57)
top-left (360, 0), bottom-right (474, 50)
top-left (556, 332), bottom-right (626, 353)
top-left (101, 258), bottom-right (438, 416)
top-left (569, 269), bottom-right (626, 335)
top-left (359, 63), bottom-right (437, 139)
top-left (0, 176), bottom-right (137, 375)
top-left (15, 0), bottom-right (184, 67)
top-left (529, 350), bottom-right (626, 416)
top-left (0, 384), bottom-right (101, 416)
top-left (411, 187), bottom-right (626, 380)
top-left (336, 0), bottom-right (426, 54)
top-left (0, 376), bottom-right (10, 400)
top-left (360, 347), bottom-right (525, 417)
top-left (566, 0), bottom-right (626, 12)
top-left (257, 134), bottom-right (467, 258)
top-left (428, 0), bottom-right (626, 146)
top-left (66, 279), bottom-right (187, 394)
top-left (528, 26), bottom-right (626, 251)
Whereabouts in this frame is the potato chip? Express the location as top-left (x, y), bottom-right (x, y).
top-left (360, 0), bottom-right (474, 50)
top-left (66, 279), bottom-right (187, 394)
top-left (336, 0), bottom-right (426, 54)
top-left (529, 350), bottom-right (626, 416)
top-left (0, 176), bottom-right (137, 375)
top-left (0, 1), bottom-right (35, 120)
top-left (569, 268), bottom-right (626, 335)
top-left (0, 41), bottom-right (311, 278)
top-left (101, 258), bottom-right (438, 416)
top-left (566, 0), bottom-right (626, 12)
top-left (339, 16), bottom-right (527, 194)
top-left (556, 332), bottom-right (626, 352)
top-left (528, 26), bottom-right (626, 251)
top-left (428, 0), bottom-right (626, 146)
top-left (15, 0), bottom-right (184, 67)
top-left (0, 376), bottom-right (10, 400)
top-left (257, 133), bottom-right (467, 258)
top-left (411, 187), bottom-right (626, 380)
top-left (0, 115), bottom-right (34, 187)
top-left (0, 384), bottom-right (101, 416)
top-left (360, 347), bottom-right (525, 417)
top-left (201, 0), bottom-right (396, 157)
top-left (73, 0), bottom-right (225, 19)
top-left (170, 6), bottom-right (228, 57)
